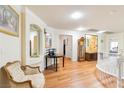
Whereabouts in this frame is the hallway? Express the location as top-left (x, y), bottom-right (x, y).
top-left (44, 58), bottom-right (103, 88)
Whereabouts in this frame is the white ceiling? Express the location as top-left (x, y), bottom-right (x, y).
top-left (27, 5), bottom-right (124, 32)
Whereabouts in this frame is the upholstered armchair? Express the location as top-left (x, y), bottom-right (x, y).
top-left (4, 61), bottom-right (45, 88)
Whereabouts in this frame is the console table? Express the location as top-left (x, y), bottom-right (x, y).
top-left (45, 54), bottom-right (64, 71)
top-left (85, 52), bottom-right (97, 61)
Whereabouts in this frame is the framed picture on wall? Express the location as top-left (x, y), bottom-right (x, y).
top-left (85, 34), bottom-right (98, 53)
top-left (0, 5), bottom-right (19, 36)
top-left (45, 31), bottom-right (52, 48)
top-left (109, 41), bottom-right (118, 53)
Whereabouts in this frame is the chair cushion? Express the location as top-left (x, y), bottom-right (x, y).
top-left (27, 73), bottom-right (45, 88)
top-left (6, 62), bottom-right (26, 82)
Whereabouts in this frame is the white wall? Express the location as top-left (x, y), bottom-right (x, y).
top-left (22, 8), bottom-right (47, 71)
top-left (0, 33), bottom-right (21, 68)
top-left (43, 27), bottom-right (56, 66)
top-left (102, 32), bottom-right (124, 53)
top-left (0, 6), bottom-right (22, 87)
top-left (0, 6), bottom-right (22, 68)
top-left (45, 27), bottom-right (56, 49)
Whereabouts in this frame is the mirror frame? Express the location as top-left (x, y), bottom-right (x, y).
top-left (30, 24), bottom-right (41, 58)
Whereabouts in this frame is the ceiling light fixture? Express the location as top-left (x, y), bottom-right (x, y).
top-left (97, 30), bottom-right (107, 34)
top-left (76, 27), bottom-right (87, 31)
top-left (71, 12), bottom-right (83, 20)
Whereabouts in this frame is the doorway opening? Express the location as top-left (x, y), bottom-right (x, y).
top-left (59, 35), bottom-right (72, 60)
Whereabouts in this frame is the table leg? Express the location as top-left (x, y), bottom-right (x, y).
top-left (54, 58), bottom-right (55, 67)
top-left (56, 58), bottom-right (57, 71)
top-left (46, 57), bottom-right (47, 69)
top-left (63, 56), bottom-right (64, 67)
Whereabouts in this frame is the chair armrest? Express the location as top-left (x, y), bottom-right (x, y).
top-left (21, 65), bottom-right (41, 75)
top-left (9, 79), bottom-right (33, 88)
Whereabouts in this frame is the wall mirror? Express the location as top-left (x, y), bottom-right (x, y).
top-left (30, 24), bottom-right (41, 57)
top-left (45, 31), bottom-right (52, 48)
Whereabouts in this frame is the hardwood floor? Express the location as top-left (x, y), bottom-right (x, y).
top-left (44, 58), bottom-right (104, 88)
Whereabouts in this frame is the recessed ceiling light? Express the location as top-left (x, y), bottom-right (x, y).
top-left (71, 12), bottom-right (83, 20)
top-left (76, 27), bottom-right (87, 31)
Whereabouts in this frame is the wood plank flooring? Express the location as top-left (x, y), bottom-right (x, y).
top-left (44, 58), bottom-right (104, 88)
